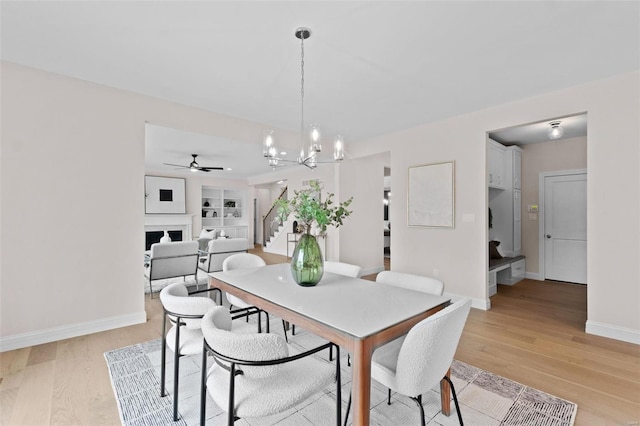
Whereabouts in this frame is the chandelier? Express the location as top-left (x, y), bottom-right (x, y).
top-left (263, 27), bottom-right (344, 169)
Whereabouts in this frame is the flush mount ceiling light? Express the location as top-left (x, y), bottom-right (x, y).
top-left (263, 27), bottom-right (345, 169)
top-left (548, 121), bottom-right (564, 140)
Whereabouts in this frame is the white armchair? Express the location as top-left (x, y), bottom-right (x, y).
top-left (199, 306), bottom-right (342, 425)
top-left (145, 241), bottom-right (200, 298)
top-left (198, 238), bottom-right (249, 273)
top-left (344, 298), bottom-right (472, 426)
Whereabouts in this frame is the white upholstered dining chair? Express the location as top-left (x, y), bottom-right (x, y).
top-left (199, 306), bottom-right (342, 425)
top-left (159, 282), bottom-right (218, 421)
top-left (344, 298), bottom-right (472, 426)
top-left (324, 261), bottom-right (363, 278)
top-left (376, 270), bottom-right (444, 295)
top-left (222, 253), bottom-right (269, 333)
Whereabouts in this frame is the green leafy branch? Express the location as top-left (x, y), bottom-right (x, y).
top-left (274, 181), bottom-right (353, 235)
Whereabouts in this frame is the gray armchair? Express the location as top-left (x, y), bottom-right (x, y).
top-left (144, 241), bottom-right (199, 298)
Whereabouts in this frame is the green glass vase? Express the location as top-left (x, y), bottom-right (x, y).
top-left (290, 233), bottom-right (324, 286)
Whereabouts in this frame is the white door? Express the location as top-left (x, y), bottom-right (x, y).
top-left (543, 173), bottom-right (587, 284)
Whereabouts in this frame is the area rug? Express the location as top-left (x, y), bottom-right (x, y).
top-left (105, 331), bottom-right (577, 425)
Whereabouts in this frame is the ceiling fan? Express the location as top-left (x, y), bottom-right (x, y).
top-left (163, 154), bottom-right (224, 172)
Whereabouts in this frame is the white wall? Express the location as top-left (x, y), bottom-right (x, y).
top-left (350, 72), bottom-right (640, 343)
top-left (339, 152), bottom-right (388, 275)
top-left (1, 61), bottom-right (638, 348)
top-left (520, 136), bottom-right (588, 274)
top-left (0, 61), bottom-right (296, 350)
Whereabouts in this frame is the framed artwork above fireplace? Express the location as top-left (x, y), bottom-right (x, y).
top-left (144, 176), bottom-right (186, 214)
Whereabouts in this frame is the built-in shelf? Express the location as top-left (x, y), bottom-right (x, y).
top-left (202, 186), bottom-right (247, 238)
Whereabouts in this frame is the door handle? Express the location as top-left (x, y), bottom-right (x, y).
top-left (546, 234), bottom-right (552, 238)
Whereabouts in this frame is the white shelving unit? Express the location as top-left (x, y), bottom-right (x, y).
top-left (202, 187), bottom-right (248, 238)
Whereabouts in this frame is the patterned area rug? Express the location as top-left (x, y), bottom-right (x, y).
top-left (105, 330), bottom-right (577, 425)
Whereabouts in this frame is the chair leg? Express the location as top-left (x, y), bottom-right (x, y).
top-left (335, 345), bottom-right (342, 426)
top-left (200, 348), bottom-right (207, 426)
top-left (409, 394), bottom-right (426, 426)
top-left (281, 320), bottom-right (289, 342)
top-left (344, 392), bottom-right (351, 426)
top-left (443, 375), bottom-right (464, 425)
top-left (160, 313), bottom-right (167, 397)
top-left (173, 324), bottom-right (182, 421)
top-left (148, 278), bottom-right (154, 299)
top-left (387, 388), bottom-right (391, 405)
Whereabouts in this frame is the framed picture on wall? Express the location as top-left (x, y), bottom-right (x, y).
top-left (407, 161), bottom-right (455, 228)
top-left (145, 176), bottom-right (186, 214)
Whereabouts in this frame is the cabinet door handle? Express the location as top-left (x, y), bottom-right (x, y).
top-left (489, 173), bottom-right (493, 183)
top-left (546, 234), bottom-right (552, 238)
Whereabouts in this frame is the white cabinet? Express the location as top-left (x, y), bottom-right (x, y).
top-left (488, 271), bottom-right (497, 296)
top-left (488, 141), bottom-right (506, 189)
top-left (202, 186), bottom-right (248, 238)
top-left (497, 258), bottom-right (526, 285)
top-left (512, 150), bottom-right (522, 190)
top-left (513, 188), bottom-right (522, 253)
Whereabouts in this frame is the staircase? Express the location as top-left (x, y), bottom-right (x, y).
top-left (263, 187), bottom-right (287, 248)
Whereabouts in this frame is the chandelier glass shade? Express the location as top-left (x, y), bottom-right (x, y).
top-left (263, 27), bottom-right (345, 169)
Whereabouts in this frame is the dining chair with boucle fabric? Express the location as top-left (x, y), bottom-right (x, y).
top-left (199, 306), bottom-right (342, 425)
top-left (159, 282), bottom-right (219, 421)
top-left (343, 298), bottom-right (471, 426)
top-left (376, 270), bottom-right (444, 295)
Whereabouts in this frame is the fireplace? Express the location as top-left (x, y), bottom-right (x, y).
top-left (144, 214), bottom-right (194, 250)
top-left (145, 230), bottom-right (183, 250)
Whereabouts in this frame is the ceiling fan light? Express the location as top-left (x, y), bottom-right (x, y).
top-left (548, 121), bottom-right (564, 140)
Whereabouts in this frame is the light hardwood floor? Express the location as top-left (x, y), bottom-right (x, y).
top-left (1, 248), bottom-right (638, 425)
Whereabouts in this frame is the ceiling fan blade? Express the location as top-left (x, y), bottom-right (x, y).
top-left (199, 166), bottom-right (224, 171)
top-left (163, 163), bottom-right (189, 168)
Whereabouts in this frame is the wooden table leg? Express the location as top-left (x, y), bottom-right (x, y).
top-left (351, 338), bottom-right (374, 426)
top-left (440, 367), bottom-right (451, 416)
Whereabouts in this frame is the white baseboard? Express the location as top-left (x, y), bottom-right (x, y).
top-left (444, 291), bottom-right (490, 311)
top-left (585, 320), bottom-right (640, 345)
top-left (525, 272), bottom-right (542, 280)
top-left (0, 311), bottom-right (147, 352)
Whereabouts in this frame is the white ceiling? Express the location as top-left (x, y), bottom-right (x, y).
top-left (2, 1), bottom-right (638, 178)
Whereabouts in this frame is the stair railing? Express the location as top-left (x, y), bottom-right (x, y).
top-left (262, 186), bottom-right (288, 246)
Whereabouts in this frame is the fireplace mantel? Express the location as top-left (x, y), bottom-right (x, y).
top-left (144, 214), bottom-right (194, 240)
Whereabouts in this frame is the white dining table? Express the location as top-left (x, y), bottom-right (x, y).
top-left (209, 263), bottom-right (451, 426)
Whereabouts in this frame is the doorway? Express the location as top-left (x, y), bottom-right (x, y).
top-left (540, 170), bottom-right (587, 284)
top-left (383, 168), bottom-right (391, 263)
top-left (487, 113), bottom-right (588, 327)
